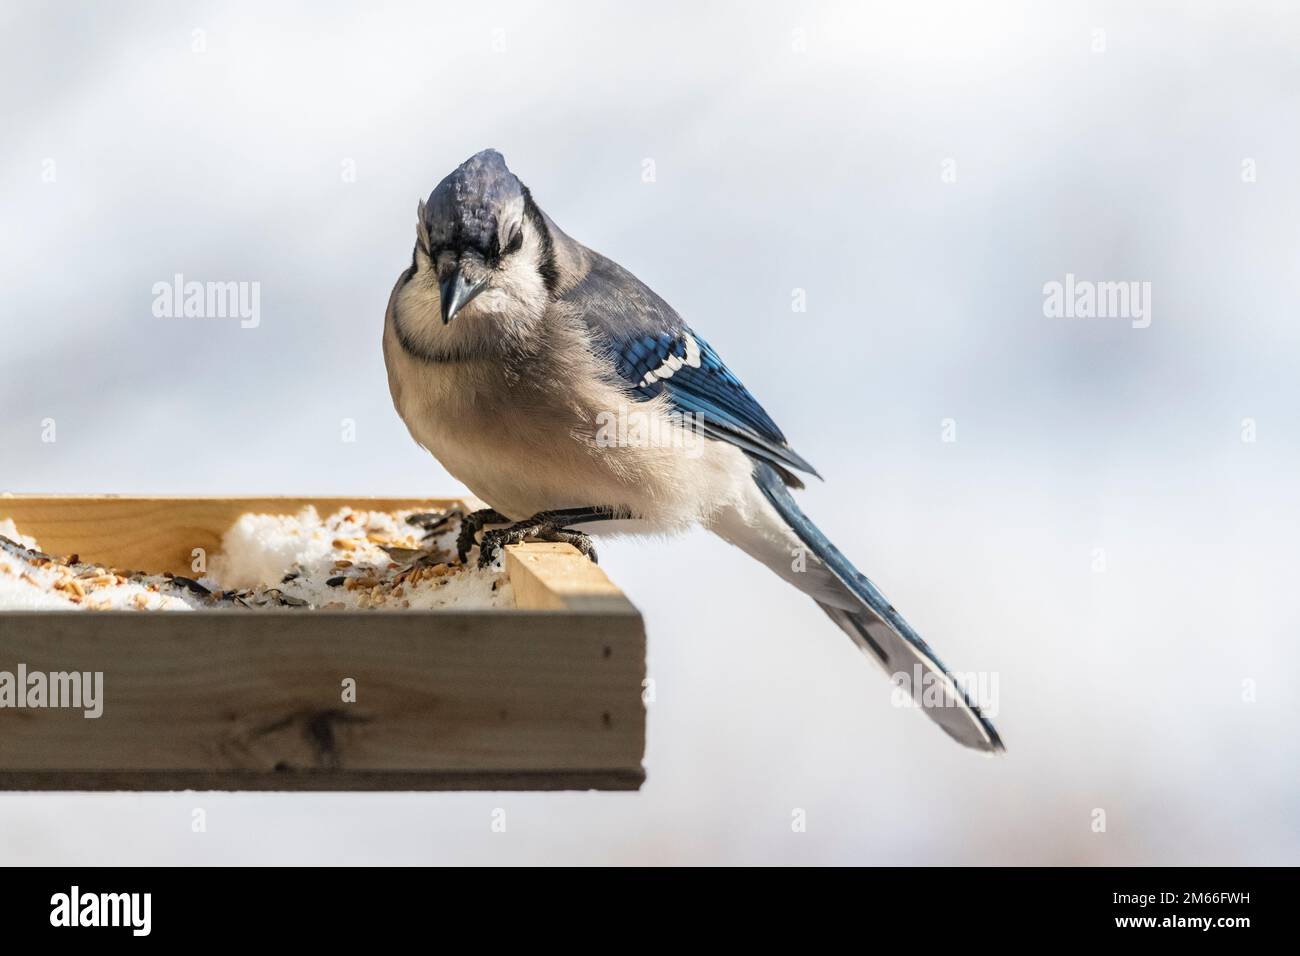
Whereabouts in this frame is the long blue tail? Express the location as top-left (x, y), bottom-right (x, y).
top-left (752, 462), bottom-right (1004, 753)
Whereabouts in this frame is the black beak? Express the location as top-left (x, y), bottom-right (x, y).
top-left (439, 269), bottom-right (488, 324)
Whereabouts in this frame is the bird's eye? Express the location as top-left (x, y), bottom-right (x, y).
top-left (502, 229), bottom-right (523, 257)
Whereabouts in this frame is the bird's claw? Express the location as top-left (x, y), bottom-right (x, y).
top-left (475, 519), bottom-right (599, 569)
top-left (456, 508), bottom-right (508, 564)
top-left (538, 527), bottom-right (599, 563)
top-left (476, 526), bottom-right (530, 569)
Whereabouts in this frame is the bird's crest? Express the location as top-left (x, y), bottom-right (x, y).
top-left (421, 149), bottom-right (525, 257)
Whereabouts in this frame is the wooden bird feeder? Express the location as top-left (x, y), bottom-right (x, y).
top-left (0, 496), bottom-right (646, 791)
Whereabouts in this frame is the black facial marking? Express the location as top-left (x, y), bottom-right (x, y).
top-left (521, 185), bottom-right (557, 293)
top-left (392, 313), bottom-right (483, 364)
top-left (397, 244), bottom-right (418, 291)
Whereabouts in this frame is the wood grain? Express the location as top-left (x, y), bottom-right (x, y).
top-left (0, 496), bottom-right (647, 791)
top-left (0, 610), bottom-right (645, 789)
top-left (0, 770), bottom-right (646, 791)
top-left (505, 543), bottom-right (635, 613)
top-left (0, 495), bottom-right (464, 576)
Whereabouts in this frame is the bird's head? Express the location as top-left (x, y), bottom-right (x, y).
top-left (401, 150), bottom-right (555, 342)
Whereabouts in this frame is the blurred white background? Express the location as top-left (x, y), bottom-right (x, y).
top-left (2, 0), bottom-right (1297, 864)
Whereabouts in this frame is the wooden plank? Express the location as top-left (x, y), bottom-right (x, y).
top-left (0, 610), bottom-right (645, 790)
top-left (0, 770), bottom-right (645, 792)
top-left (0, 495), bottom-right (464, 576)
top-left (505, 543), bottom-right (636, 614)
top-left (0, 495), bottom-right (647, 791)
top-left (0, 770), bottom-right (645, 791)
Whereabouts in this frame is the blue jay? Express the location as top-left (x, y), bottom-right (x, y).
top-left (384, 149), bottom-right (1003, 753)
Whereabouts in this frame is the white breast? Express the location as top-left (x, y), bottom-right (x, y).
top-left (382, 281), bottom-right (755, 530)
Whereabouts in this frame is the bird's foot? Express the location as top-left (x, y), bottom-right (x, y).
top-left (477, 513), bottom-right (599, 569)
top-left (536, 527), bottom-right (599, 563)
top-left (455, 507), bottom-right (509, 565)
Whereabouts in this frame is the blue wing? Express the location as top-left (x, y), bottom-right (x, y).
top-left (565, 252), bottom-right (819, 483)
